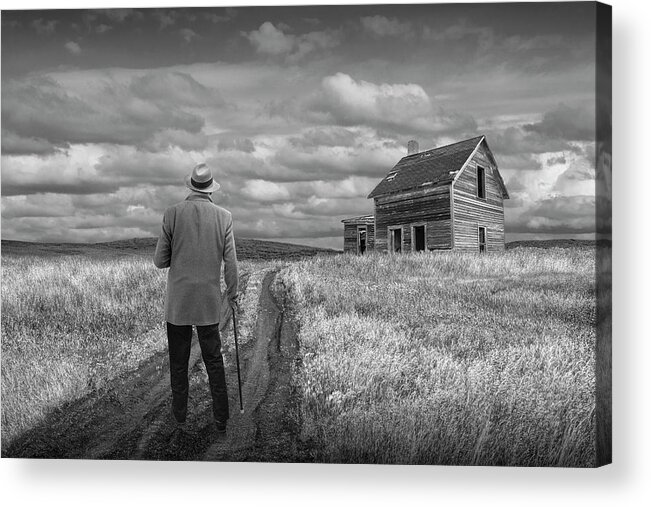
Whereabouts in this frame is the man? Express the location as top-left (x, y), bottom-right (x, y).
top-left (154, 163), bottom-right (239, 435)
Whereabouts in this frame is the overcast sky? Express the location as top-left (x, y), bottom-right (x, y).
top-left (1, 3), bottom-right (598, 248)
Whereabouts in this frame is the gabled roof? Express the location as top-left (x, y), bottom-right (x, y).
top-left (368, 135), bottom-right (492, 199)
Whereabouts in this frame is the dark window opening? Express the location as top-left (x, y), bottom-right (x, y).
top-left (414, 225), bottom-right (425, 252)
top-left (477, 166), bottom-right (486, 199)
top-left (391, 228), bottom-right (402, 253)
top-left (358, 228), bottom-right (367, 254)
top-left (478, 226), bottom-right (486, 253)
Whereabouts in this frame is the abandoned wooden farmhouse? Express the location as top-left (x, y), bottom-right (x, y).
top-left (342, 135), bottom-right (509, 254)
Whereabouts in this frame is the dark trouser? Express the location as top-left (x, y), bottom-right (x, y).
top-left (166, 322), bottom-right (229, 424)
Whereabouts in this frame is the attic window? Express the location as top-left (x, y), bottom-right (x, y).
top-left (386, 171), bottom-right (398, 182)
top-left (477, 166), bottom-right (486, 199)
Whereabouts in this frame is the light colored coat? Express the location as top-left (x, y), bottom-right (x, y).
top-left (154, 192), bottom-right (238, 326)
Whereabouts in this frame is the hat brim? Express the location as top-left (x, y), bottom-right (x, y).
top-left (184, 175), bottom-right (220, 193)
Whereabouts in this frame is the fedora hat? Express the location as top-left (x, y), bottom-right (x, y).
top-left (185, 163), bottom-right (220, 193)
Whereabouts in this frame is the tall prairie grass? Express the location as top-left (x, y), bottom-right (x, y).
top-left (1, 256), bottom-right (168, 448)
top-left (0, 254), bottom-right (265, 450)
top-left (278, 248), bottom-right (597, 466)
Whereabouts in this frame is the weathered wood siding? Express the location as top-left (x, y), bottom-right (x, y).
top-left (452, 143), bottom-right (505, 251)
top-left (367, 223), bottom-right (375, 251)
top-left (343, 222), bottom-right (375, 254)
top-left (374, 185), bottom-right (452, 252)
top-left (343, 224), bottom-right (358, 253)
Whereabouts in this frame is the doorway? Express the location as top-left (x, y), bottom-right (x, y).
top-left (390, 227), bottom-right (402, 253)
top-left (413, 225), bottom-right (425, 252)
top-left (357, 227), bottom-right (367, 254)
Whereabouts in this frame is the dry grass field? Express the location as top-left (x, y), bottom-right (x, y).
top-left (2, 245), bottom-right (600, 465)
top-left (0, 254), bottom-right (271, 450)
top-left (1, 256), bottom-right (168, 447)
top-left (278, 247), bottom-right (598, 466)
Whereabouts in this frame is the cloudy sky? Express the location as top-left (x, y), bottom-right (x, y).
top-left (1, 3), bottom-right (598, 248)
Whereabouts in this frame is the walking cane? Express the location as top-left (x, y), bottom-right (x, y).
top-left (232, 308), bottom-right (244, 414)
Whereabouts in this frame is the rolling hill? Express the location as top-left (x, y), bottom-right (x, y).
top-left (1, 237), bottom-right (609, 260)
top-left (505, 239), bottom-right (610, 249)
top-left (0, 237), bottom-right (340, 261)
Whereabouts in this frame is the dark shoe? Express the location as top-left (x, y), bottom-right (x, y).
top-left (173, 415), bottom-right (186, 428)
top-left (215, 420), bottom-right (227, 434)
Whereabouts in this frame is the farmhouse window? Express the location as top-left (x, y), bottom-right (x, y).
top-left (478, 226), bottom-right (486, 253)
top-left (357, 227), bottom-right (367, 255)
top-left (477, 166), bottom-right (486, 199)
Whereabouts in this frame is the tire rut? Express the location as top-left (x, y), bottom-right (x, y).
top-left (203, 269), bottom-right (299, 462)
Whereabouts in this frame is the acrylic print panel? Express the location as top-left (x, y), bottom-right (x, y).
top-left (0, 2), bottom-right (611, 466)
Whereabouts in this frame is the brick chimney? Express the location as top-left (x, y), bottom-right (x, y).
top-left (407, 140), bottom-right (419, 155)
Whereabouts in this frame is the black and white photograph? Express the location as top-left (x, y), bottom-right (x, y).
top-left (1, 0), bottom-right (611, 471)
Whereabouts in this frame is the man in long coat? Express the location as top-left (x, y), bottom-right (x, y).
top-left (154, 163), bottom-right (239, 434)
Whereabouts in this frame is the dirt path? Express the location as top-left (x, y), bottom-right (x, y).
top-left (5, 269), bottom-right (301, 461)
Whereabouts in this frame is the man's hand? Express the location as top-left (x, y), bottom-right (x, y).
top-left (229, 294), bottom-right (240, 312)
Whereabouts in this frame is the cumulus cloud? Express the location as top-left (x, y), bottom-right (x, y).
top-left (141, 129), bottom-right (210, 152)
top-left (293, 195), bottom-right (371, 217)
top-left (204, 13), bottom-right (230, 23)
top-left (523, 103), bottom-right (595, 141)
top-left (552, 154), bottom-right (595, 195)
top-left (273, 141), bottom-right (402, 180)
top-left (152, 9), bottom-right (178, 30)
top-left (96, 24), bottom-right (112, 34)
top-left (360, 16), bottom-right (413, 38)
top-left (129, 71), bottom-right (224, 107)
top-left (1, 194), bottom-right (74, 219)
top-left (1, 130), bottom-right (61, 156)
top-left (422, 20), bottom-right (494, 51)
top-left (319, 73), bottom-right (431, 124)
top-left (1, 71), bottom-right (224, 152)
top-left (2, 175), bottom-right (119, 198)
top-left (489, 125), bottom-right (572, 157)
top-left (485, 103), bottom-right (596, 173)
top-left (197, 171), bottom-right (377, 245)
top-left (241, 180), bottom-right (291, 202)
top-left (6, 203), bottom-right (160, 244)
top-left (92, 145), bottom-right (199, 188)
top-left (547, 155), bottom-right (566, 166)
top-left (244, 22), bottom-right (342, 62)
top-left (498, 153), bottom-right (543, 172)
top-left (304, 73), bottom-right (476, 136)
top-left (246, 22), bottom-right (295, 56)
top-left (3, 19), bottom-right (22, 29)
top-left (1, 144), bottom-right (197, 197)
top-left (97, 9), bottom-right (142, 24)
top-left (31, 18), bottom-right (58, 35)
top-left (64, 41), bottom-right (82, 55)
top-left (508, 195), bottom-right (595, 234)
top-left (289, 126), bottom-right (358, 149)
top-left (205, 151), bottom-right (272, 183)
top-left (291, 30), bottom-right (341, 62)
top-left (502, 34), bottom-right (565, 52)
top-left (179, 28), bottom-right (198, 44)
top-left (217, 137), bottom-right (255, 153)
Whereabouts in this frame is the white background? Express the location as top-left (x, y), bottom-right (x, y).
top-left (1, 0), bottom-right (648, 505)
